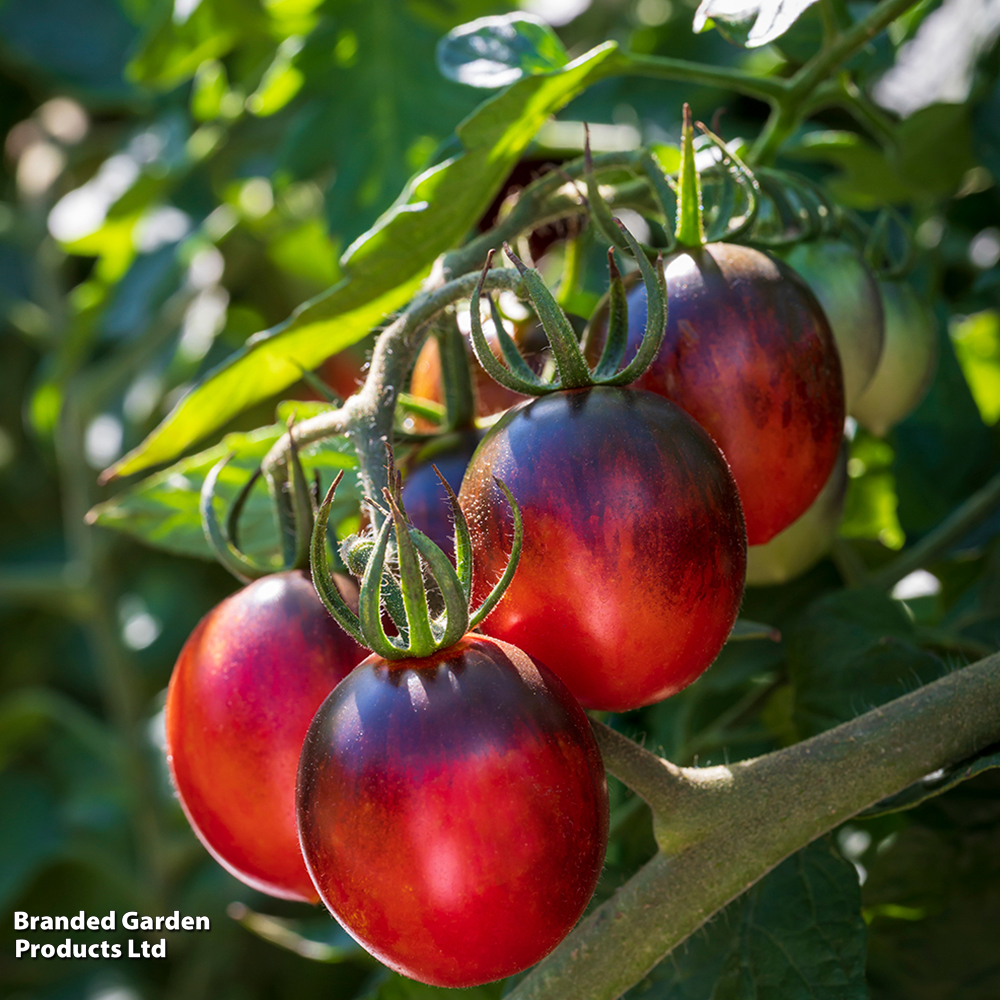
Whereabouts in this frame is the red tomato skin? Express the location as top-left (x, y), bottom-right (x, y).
top-left (296, 634), bottom-right (609, 988)
top-left (459, 387), bottom-right (747, 712)
top-left (165, 570), bottom-right (365, 902)
top-left (624, 243), bottom-right (845, 545)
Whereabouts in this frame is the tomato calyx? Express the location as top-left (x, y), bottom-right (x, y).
top-left (468, 220), bottom-right (666, 395)
top-left (311, 463), bottom-right (523, 659)
top-left (200, 416), bottom-right (316, 582)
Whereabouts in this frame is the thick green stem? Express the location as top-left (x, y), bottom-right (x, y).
top-left (616, 50), bottom-right (787, 103)
top-left (749, 0), bottom-right (920, 164)
top-left (512, 651), bottom-right (1000, 1000)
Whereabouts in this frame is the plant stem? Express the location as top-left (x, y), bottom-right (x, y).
top-left (749, 0), bottom-right (920, 163)
top-left (512, 650), bottom-right (1000, 1000)
top-left (617, 51), bottom-right (787, 104)
top-left (261, 268), bottom-right (523, 508)
top-left (866, 468), bottom-right (1000, 591)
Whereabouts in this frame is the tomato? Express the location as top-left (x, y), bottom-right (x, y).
top-left (400, 433), bottom-right (480, 560)
top-left (296, 633), bottom-right (608, 988)
top-left (621, 242), bottom-right (845, 544)
top-left (779, 240), bottom-right (884, 411)
top-left (851, 280), bottom-right (937, 437)
top-left (746, 441), bottom-right (848, 585)
top-left (165, 570), bottom-right (365, 902)
top-left (458, 387), bottom-right (746, 712)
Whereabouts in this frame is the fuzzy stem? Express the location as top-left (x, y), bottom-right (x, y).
top-left (512, 651), bottom-right (1000, 1000)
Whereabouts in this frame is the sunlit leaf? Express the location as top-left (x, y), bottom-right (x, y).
top-left (437, 13), bottom-right (568, 88)
top-left (692, 0), bottom-right (819, 48)
top-left (91, 403), bottom-right (363, 561)
top-left (105, 41), bottom-right (620, 480)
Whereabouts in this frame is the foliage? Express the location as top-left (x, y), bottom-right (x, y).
top-left (1, 0), bottom-right (999, 999)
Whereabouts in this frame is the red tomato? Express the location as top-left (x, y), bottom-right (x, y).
top-left (165, 570), bottom-right (364, 902)
top-left (622, 243), bottom-right (845, 544)
top-left (459, 387), bottom-right (747, 712)
top-left (296, 634), bottom-right (608, 987)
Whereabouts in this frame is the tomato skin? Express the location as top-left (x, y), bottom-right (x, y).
top-left (623, 243), bottom-right (845, 545)
top-left (851, 280), bottom-right (937, 438)
top-left (746, 441), bottom-right (848, 586)
top-left (296, 634), bottom-right (609, 988)
top-left (165, 570), bottom-right (365, 902)
top-left (459, 387), bottom-right (746, 712)
top-left (779, 241), bottom-right (884, 411)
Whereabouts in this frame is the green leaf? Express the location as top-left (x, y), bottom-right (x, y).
top-left (105, 41), bottom-right (620, 480)
top-left (627, 839), bottom-right (867, 999)
top-left (861, 745), bottom-right (1000, 818)
top-left (692, 0), bottom-right (820, 48)
top-left (786, 588), bottom-right (946, 739)
top-left (950, 310), bottom-right (1000, 426)
top-left (436, 13), bottom-right (568, 88)
top-left (91, 404), bottom-right (362, 561)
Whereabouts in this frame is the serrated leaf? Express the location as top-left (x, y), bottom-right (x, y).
top-left (786, 588), bottom-right (947, 739)
top-left (627, 839), bottom-right (867, 1000)
top-left (436, 13), bottom-right (568, 89)
top-left (91, 404), bottom-right (362, 562)
top-left (692, 0), bottom-right (819, 48)
top-left (861, 745), bottom-right (1000, 817)
top-left (105, 41), bottom-right (620, 480)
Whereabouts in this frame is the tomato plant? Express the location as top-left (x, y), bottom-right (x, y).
top-left (297, 633), bottom-right (608, 987)
top-left (460, 387), bottom-right (746, 710)
top-left (165, 569), bottom-right (364, 902)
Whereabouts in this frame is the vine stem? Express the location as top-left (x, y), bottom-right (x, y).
top-left (511, 651), bottom-right (1000, 1000)
top-left (749, 0), bottom-right (920, 164)
top-left (261, 267), bottom-right (523, 507)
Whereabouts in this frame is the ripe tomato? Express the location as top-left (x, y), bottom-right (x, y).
top-left (621, 243), bottom-right (845, 545)
top-left (746, 441), bottom-right (848, 585)
top-left (459, 387), bottom-right (746, 712)
top-left (779, 240), bottom-right (884, 411)
top-left (165, 570), bottom-right (364, 902)
top-left (852, 280), bottom-right (937, 437)
top-left (296, 633), bottom-right (609, 988)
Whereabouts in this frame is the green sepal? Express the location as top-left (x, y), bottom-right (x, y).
top-left (309, 472), bottom-right (367, 648)
top-left (598, 223), bottom-right (667, 387)
top-left (469, 251), bottom-right (541, 394)
top-left (433, 465), bottom-right (474, 605)
top-left (385, 488), bottom-right (436, 655)
top-left (225, 466), bottom-right (262, 552)
top-left (584, 131), bottom-right (631, 254)
top-left (286, 421), bottom-right (315, 573)
top-left (201, 455), bottom-right (275, 583)
top-left (469, 478), bottom-right (523, 629)
top-left (637, 150), bottom-right (677, 251)
top-left (504, 243), bottom-right (593, 389)
top-left (357, 514), bottom-right (402, 659)
top-left (410, 528), bottom-right (469, 649)
top-left (675, 103), bottom-right (706, 248)
top-left (593, 249), bottom-right (628, 380)
top-left (697, 124), bottom-right (760, 242)
top-left (436, 320), bottom-right (476, 431)
top-left (489, 295), bottom-right (547, 389)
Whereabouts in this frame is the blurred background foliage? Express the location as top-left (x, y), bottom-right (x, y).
top-left (1, 0), bottom-right (1000, 997)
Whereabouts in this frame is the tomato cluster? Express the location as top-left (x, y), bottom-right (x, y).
top-left (164, 141), bottom-right (936, 989)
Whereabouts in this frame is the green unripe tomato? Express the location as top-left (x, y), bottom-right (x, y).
top-left (746, 443), bottom-right (848, 586)
top-left (779, 241), bottom-right (884, 411)
top-left (852, 280), bottom-right (937, 438)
